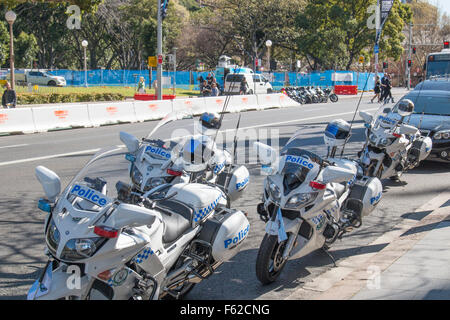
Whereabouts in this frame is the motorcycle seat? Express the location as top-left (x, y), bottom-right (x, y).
top-left (155, 199), bottom-right (194, 243)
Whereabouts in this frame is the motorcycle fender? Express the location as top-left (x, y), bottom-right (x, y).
top-left (265, 217), bottom-right (300, 236)
top-left (29, 266), bottom-right (91, 300)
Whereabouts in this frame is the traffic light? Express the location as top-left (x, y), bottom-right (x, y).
top-left (161, 0), bottom-right (169, 20)
top-left (408, 60), bottom-right (412, 68)
top-left (383, 62), bottom-right (388, 69)
top-left (444, 41), bottom-right (449, 49)
top-left (412, 47), bottom-right (416, 54)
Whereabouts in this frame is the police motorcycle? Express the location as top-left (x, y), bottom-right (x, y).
top-left (253, 120), bottom-right (382, 284)
top-left (120, 111), bottom-right (248, 202)
top-left (28, 144), bottom-right (250, 300)
top-left (358, 99), bottom-right (432, 180)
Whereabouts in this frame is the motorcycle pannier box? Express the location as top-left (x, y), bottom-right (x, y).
top-left (411, 136), bottom-right (432, 162)
top-left (344, 176), bottom-right (382, 217)
top-left (197, 208), bottom-right (249, 263)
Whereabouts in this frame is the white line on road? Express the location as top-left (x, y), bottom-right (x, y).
top-left (0, 144), bottom-right (29, 150)
top-left (0, 148), bottom-right (101, 167)
top-left (0, 107), bottom-right (379, 167)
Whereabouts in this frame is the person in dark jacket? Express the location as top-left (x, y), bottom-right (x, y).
top-left (2, 82), bottom-right (16, 108)
top-left (371, 76), bottom-right (381, 103)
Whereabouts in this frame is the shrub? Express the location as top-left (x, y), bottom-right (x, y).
top-left (16, 92), bottom-right (126, 105)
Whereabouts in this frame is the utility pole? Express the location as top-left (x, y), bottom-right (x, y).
top-left (157, 0), bottom-right (163, 100)
top-left (375, 0), bottom-right (379, 77)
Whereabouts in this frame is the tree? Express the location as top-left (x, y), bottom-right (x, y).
top-left (14, 31), bottom-right (38, 68)
top-left (204, 0), bottom-right (304, 70)
top-left (296, 0), bottom-right (412, 71)
top-left (0, 22), bottom-right (9, 66)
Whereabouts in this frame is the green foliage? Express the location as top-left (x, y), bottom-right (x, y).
top-left (0, 22), bottom-right (8, 66)
top-left (296, 0), bottom-right (412, 70)
top-left (16, 92), bottom-right (125, 105)
top-left (14, 31), bottom-right (38, 68)
top-left (2, 0), bottom-right (103, 11)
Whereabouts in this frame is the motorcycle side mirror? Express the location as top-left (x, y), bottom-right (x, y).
top-left (383, 107), bottom-right (392, 114)
top-left (120, 132), bottom-right (140, 153)
top-left (35, 166), bottom-right (61, 203)
top-left (253, 142), bottom-right (278, 165)
top-left (320, 166), bottom-right (355, 184)
top-left (399, 124), bottom-right (418, 135)
top-left (105, 203), bottom-right (158, 230)
top-left (359, 111), bottom-right (373, 124)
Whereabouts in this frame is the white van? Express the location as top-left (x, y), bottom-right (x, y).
top-left (223, 73), bottom-right (273, 95)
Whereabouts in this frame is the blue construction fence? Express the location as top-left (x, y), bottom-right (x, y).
top-left (48, 69), bottom-right (383, 91)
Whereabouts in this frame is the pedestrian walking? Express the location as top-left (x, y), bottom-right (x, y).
top-left (197, 75), bottom-right (205, 93)
top-left (2, 82), bottom-right (16, 108)
top-left (381, 74), bottom-right (394, 104)
top-left (240, 78), bottom-right (249, 95)
top-left (371, 76), bottom-right (381, 103)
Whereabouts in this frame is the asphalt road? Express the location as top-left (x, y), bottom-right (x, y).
top-left (0, 91), bottom-right (449, 300)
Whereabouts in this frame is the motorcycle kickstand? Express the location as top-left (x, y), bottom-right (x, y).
top-left (321, 246), bottom-right (337, 268)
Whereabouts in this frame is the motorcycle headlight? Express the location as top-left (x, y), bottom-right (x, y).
top-left (434, 130), bottom-right (450, 140)
top-left (266, 178), bottom-right (281, 202)
top-left (45, 218), bottom-right (60, 256)
top-left (60, 237), bottom-right (106, 261)
top-left (131, 165), bottom-right (143, 186)
top-left (285, 192), bottom-right (318, 209)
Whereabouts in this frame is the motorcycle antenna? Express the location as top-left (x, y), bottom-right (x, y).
top-left (340, 71), bottom-right (372, 158)
top-left (223, 112), bottom-right (243, 191)
top-left (212, 62), bottom-right (244, 145)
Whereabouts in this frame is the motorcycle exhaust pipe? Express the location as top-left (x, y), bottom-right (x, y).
top-left (187, 261), bottom-right (223, 284)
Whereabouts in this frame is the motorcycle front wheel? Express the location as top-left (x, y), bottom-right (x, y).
top-left (329, 94), bottom-right (338, 102)
top-left (256, 234), bottom-right (288, 285)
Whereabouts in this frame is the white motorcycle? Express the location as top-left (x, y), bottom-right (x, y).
top-left (120, 111), bottom-right (249, 204)
top-left (358, 99), bottom-right (432, 180)
top-left (28, 146), bottom-right (250, 300)
top-left (253, 122), bottom-right (382, 284)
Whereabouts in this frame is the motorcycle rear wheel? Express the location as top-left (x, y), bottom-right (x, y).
top-left (256, 234), bottom-right (288, 285)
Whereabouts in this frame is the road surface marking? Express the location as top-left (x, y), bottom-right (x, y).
top-left (0, 107), bottom-right (379, 167)
top-left (0, 144), bottom-right (28, 150)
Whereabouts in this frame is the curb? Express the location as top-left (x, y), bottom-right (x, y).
top-left (285, 190), bottom-right (450, 300)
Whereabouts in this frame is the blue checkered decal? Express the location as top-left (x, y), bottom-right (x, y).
top-left (193, 195), bottom-right (222, 223)
top-left (134, 247), bottom-right (154, 264)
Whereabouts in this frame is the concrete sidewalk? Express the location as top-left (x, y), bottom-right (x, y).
top-left (352, 219), bottom-right (450, 300)
top-left (285, 190), bottom-right (450, 300)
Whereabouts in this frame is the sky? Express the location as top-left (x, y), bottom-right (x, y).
top-left (433, 0), bottom-right (450, 16)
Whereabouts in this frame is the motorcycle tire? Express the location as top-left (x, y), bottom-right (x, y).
top-left (299, 97), bottom-right (306, 105)
top-left (312, 96), bottom-right (319, 103)
top-left (329, 94), bottom-right (338, 103)
top-left (255, 234), bottom-right (288, 285)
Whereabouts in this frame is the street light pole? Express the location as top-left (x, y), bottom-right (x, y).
top-left (5, 11), bottom-right (16, 90)
top-left (265, 40), bottom-right (272, 72)
top-left (82, 40), bottom-right (88, 87)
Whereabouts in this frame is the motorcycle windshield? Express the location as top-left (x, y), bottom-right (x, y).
top-left (61, 147), bottom-right (130, 214)
top-left (277, 148), bottom-right (323, 193)
top-left (372, 104), bottom-right (400, 130)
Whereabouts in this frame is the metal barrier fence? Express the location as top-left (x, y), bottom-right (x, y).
top-left (40, 69), bottom-right (383, 91)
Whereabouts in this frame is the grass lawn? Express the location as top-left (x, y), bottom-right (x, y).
top-left (12, 85), bottom-right (201, 98)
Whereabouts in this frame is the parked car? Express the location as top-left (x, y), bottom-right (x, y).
top-left (388, 79), bottom-right (450, 163)
top-left (7, 70), bottom-right (66, 87)
top-left (223, 73), bottom-right (273, 95)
